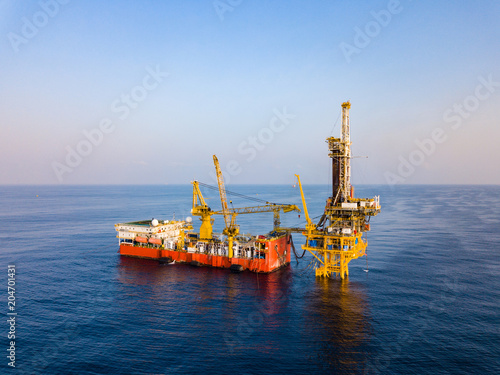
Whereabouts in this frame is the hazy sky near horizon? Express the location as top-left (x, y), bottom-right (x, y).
top-left (1, 0), bottom-right (499, 185)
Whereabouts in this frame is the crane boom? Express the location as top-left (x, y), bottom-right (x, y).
top-left (221, 203), bottom-right (300, 230)
top-left (191, 180), bottom-right (300, 234)
top-left (213, 155), bottom-right (229, 229)
top-left (295, 174), bottom-right (314, 230)
top-left (225, 204), bottom-right (299, 215)
top-left (192, 180), bottom-right (208, 209)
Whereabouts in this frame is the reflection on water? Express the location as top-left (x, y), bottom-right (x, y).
top-left (116, 256), bottom-right (371, 373)
top-left (306, 278), bottom-right (371, 373)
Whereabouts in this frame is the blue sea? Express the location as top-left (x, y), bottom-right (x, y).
top-left (1, 184), bottom-right (499, 374)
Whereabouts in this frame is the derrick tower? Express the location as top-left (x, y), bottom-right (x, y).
top-left (330, 101), bottom-right (352, 204)
top-left (296, 101), bottom-right (380, 278)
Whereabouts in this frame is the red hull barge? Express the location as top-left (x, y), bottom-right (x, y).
top-left (115, 219), bottom-right (292, 273)
top-left (119, 233), bottom-right (291, 273)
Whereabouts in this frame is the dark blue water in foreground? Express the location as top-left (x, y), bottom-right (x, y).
top-left (1, 184), bottom-right (499, 374)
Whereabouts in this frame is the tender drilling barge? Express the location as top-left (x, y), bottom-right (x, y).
top-left (115, 156), bottom-right (300, 273)
top-left (115, 101), bottom-right (380, 277)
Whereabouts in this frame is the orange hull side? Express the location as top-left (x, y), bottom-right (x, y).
top-left (119, 234), bottom-right (292, 273)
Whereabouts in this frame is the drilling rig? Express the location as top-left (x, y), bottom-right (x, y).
top-left (296, 101), bottom-right (380, 278)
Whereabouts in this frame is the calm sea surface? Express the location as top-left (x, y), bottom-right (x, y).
top-left (0, 184), bottom-right (499, 374)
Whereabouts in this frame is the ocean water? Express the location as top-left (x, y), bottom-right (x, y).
top-left (1, 184), bottom-right (499, 374)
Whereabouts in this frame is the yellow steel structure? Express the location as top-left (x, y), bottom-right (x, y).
top-left (191, 181), bottom-right (214, 240)
top-left (214, 155), bottom-right (238, 258)
top-left (295, 101), bottom-right (380, 279)
top-left (213, 156), bottom-right (231, 230)
top-left (191, 155), bottom-right (300, 258)
top-left (295, 174), bottom-right (314, 232)
top-left (191, 180), bottom-right (300, 237)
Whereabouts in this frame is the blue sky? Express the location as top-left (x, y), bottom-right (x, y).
top-left (1, 0), bottom-right (499, 185)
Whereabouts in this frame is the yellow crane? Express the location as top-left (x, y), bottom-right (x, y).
top-left (190, 155), bottom-right (301, 258)
top-left (295, 174), bottom-right (315, 232)
top-left (213, 155), bottom-right (231, 230)
top-left (213, 155), bottom-right (239, 257)
top-left (191, 181), bottom-right (213, 240)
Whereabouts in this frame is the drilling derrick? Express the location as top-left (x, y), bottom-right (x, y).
top-left (330, 101), bottom-right (352, 204)
top-left (297, 101), bottom-right (380, 279)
